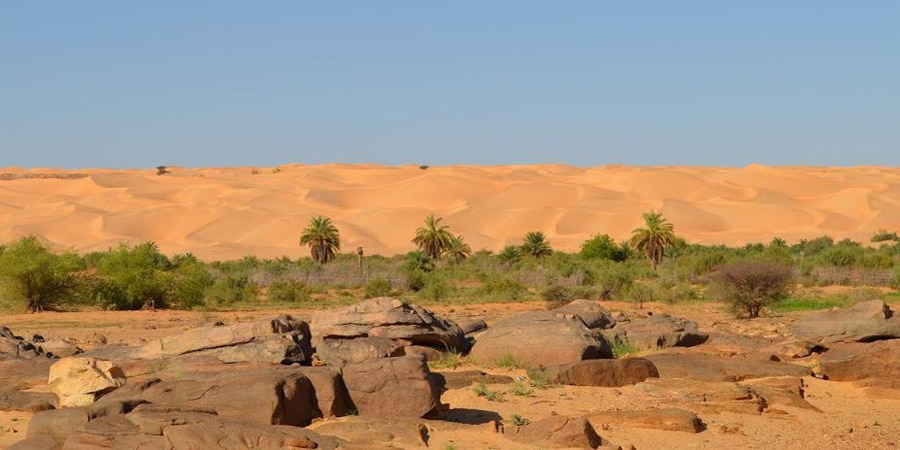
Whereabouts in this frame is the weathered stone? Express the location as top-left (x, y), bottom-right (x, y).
top-left (402, 345), bottom-right (445, 362)
top-left (60, 414), bottom-right (165, 449)
top-left (315, 336), bottom-right (404, 367)
top-left (309, 417), bottom-right (429, 448)
top-left (0, 390), bottom-right (56, 412)
top-left (433, 370), bottom-right (515, 390)
top-left (536, 358), bottom-right (659, 387)
top-left (553, 299), bottom-right (615, 329)
top-left (644, 352), bottom-right (811, 382)
top-left (457, 319), bottom-right (488, 335)
top-left (310, 297), bottom-right (469, 352)
top-left (819, 339), bottom-right (900, 389)
top-left (26, 407), bottom-right (92, 445)
top-left (341, 356), bottom-right (440, 418)
top-left (49, 357), bottom-right (125, 408)
top-left (161, 417), bottom-right (343, 450)
top-left (0, 359), bottom-right (53, 390)
top-left (136, 315), bottom-right (312, 364)
top-left (791, 300), bottom-right (900, 345)
top-left (292, 366), bottom-right (353, 417)
top-left (742, 376), bottom-right (820, 411)
top-left (586, 408), bottom-right (704, 433)
top-left (605, 315), bottom-right (708, 350)
top-left (506, 415), bottom-right (605, 449)
top-left (470, 311), bottom-right (612, 368)
top-left (632, 378), bottom-right (767, 415)
top-left (1, 326), bottom-right (48, 360)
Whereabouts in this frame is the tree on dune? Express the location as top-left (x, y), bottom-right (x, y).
top-left (629, 210), bottom-right (677, 270)
top-left (412, 214), bottom-right (453, 260)
top-left (299, 215), bottom-right (341, 264)
top-left (444, 234), bottom-right (472, 265)
top-left (521, 231), bottom-right (552, 258)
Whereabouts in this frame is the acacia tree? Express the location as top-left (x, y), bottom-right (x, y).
top-left (629, 210), bottom-right (677, 269)
top-left (0, 236), bottom-right (81, 313)
top-left (713, 261), bottom-right (794, 318)
top-left (444, 234), bottom-right (472, 265)
top-left (521, 231), bottom-right (552, 258)
top-left (412, 214), bottom-right (453, 260)
top-left (299, 216), bottom-right (341, 264)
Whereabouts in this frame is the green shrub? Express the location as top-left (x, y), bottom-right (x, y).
top-left (509, 414), bottom-right (530, 426)
top-left (420, 274), bottom-right (453, 302)
top-left (610, 336), bottom-right (640, 358)
top-left (542, 284), bottom-right (574, 307)
top-left (508, 381), bottom-right (534, 397)
top-left (594, 263), bottom-right (635, 300)
top-left (364, 277), bottom-right (393, 298)
top-left (267, 279), bottom-right (311, 303)
top-left (170, 259), bottom-right (214, 309)
top-left (0, 236), bottom-right (82, 312)
top-left (580, 234), bottom-right (625, 261)
top-left (494, 353), bottom-right (524, 369)
top-left (872, 230), bottom-right (899, 243)
top-left (478, 277), bottom-right (527, 301)
top-left (94, 243), bottom-right (173, 310)
top-left (497, 245), bottom-right (522, 268)
top-left (206, 274), bottom-right (258, 306)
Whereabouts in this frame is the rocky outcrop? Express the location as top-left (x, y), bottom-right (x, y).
top-left (49, 357), bottom-right (125, 407)
top-left (470, 311), bottom-right (612, 368)
top-left (586, 408), bottom-right (704, 433)
top-left (311, 297), bottom-right (469, 353)
top-left (534, 357), bottom-right (659, 387)
top-left (315, 336), bottom-right (405, 367)
top-left (791, 300), bottom-right (900, 345)
top-left (506, 415), bottom-right (606, 449)
top-left (819, 339), bottom-right (900, 390)
top-left (644, 352), bottom-right (812, 382)
top-left (552, 299), bottom-right (615, 329)
top-left (309, 417), bottom-right (430, 448)
top-left (605, 314), bottom-right (709, 349)
top-left (341, 356), bottom-right (441, 418)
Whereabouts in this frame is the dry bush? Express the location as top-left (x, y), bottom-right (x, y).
top-left (712, 261), bottom-right (794, 318)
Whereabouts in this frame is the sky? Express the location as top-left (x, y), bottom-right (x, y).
top-left (1, 2), bottom-right (898, 168)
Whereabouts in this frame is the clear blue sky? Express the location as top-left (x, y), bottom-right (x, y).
top-left (2, 2), bottom-right (898, 168)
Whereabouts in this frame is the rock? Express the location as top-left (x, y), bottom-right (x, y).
top-left (457, 319), bottom-right (488, 335)
top-left (433, 370), bottom-right (515, 390)
top-left (160, 415), bottom-right (343, 450)
top-left (586, 408), bottom-right (704, 433)
top-left (470, 311), bottom-right (612, 368)
top-left (402, 345), bottom-right (445, 362)
top-left (0, 390), bottom-right (56, 412)
top-left (0, 358), bottom-right (53, 390)
top-left (742, 376), bottom-right (820, 411)
top-left (309, 416), bottom-right (430, 448)
top-left (136, 315), bottom-right (312, 364)
top-left (315, 336), bottom-right (405, 367)
top-left (552, 299), bottom-right (615, 329)
top-left (49, 357), bottom-right (125, 408)
top-left (25, 407), bottom-right (93, 446)
top-left (819, 339), bottom-right (900, 389)
top-left (644, 352), bottom-right (811, 382)
top-left (605, 315), bottom-right (708, 349)
top-left (6, 435), bottom-right (61, 450)
top-left (60, 414), bottom-right (166, 449)
top-left (341, 356), bottom-right (440, 418)
top-left (292, 366), bottom-right (353, 417)
top-left (1, 326), bottom-right (49, 359)
top-left (310, 297), bottom-right (469, 352)
top-left (506, 415), bottom-right (605, 449)
top-left (791, 300), bottom-right (900, 345)
top-left (534, 358), bottom-right (659, 387)
top-left (632, 378), bottom-right (767, 415)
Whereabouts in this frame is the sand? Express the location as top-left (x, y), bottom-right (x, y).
top-left (0, 164), bottom-right (897, 260)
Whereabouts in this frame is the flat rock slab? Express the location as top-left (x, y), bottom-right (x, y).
top-left (535, 358), bottom-right (659, 387)
top-left (644, 352), bottom-right (811, 382)
top-left (434, 370), bottom-right (514, 390)
top-left (470, 311), bottom-right (612, 368)
top-left (585, 408), bottom-right (704, 433)
top-left (0, 390), bottom-right (56, 413)
top-left (791, 300), bottom-right (900, 345)
top-left (308, 416), bottom-right (430, 448)
top-left (819, 339), bottom-right (900, 389)
top-left (341, 356), bottom-right (441, 418)
top-left (552, 299), bottom-right (615, 330)
top-left (506, 415), bottom-right (606, 449)
top-left (632, 378), bottom-right (767, 415)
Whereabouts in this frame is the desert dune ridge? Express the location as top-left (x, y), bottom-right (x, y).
top-left (0, 164), bottom-right (897, 261)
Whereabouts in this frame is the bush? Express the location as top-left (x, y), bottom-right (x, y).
top-left (580, 234), bottom-right (624, 261)
top-left (206, 274), bottom-right (258, 306)
top-left (712, 261), bottom-right (794, 318)
top-left (364, 277), bottom-right (393, 298)
top-left (478, 277), bottom-right (527, 301)
top-left (267, 279), bottom-right (311, 303)
top-left (420, 274), bottom-right (453, 302)
top-left (94, 243), bottom-right (173, 310)
top-left (872, 230), bottom-right (899, 243)
top-left (594, 263), bottom-right (635, 300)
top-left (542, 284), bottom-right (574, 307)
top-left (0, 236), bottom-right (82, 312)
top-left (170, 259), bottom-right (214, 309)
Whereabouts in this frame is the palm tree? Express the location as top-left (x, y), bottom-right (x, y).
top-left (444, 234), bottom-right (472, 265)
top-left (629, 210), bottom-right (677, 270)
top-left (521, 231), bottom-right (552, 258)
top-left (412, 214), bottom-right (453, 260)
top-left (299, 216), bottom-right (341, 264)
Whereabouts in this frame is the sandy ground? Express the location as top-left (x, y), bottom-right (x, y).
top-left (2, 301), bottom-right (899, 449)
top-left (1, 164), bottom-right (897, 260)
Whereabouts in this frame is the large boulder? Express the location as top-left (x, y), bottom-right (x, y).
top-left (1, 326), bottom-right (54, 360)
top-left (341, 356), bottom-right (441, 418)
top-left (470, 311), bottom-right (612, 368)
top-left (0, 390), bottom-right (56, 412)
top-left (534, 358), bottom-right (659, 387)
top-left (308, 417), bottom-right (430, 448)
top-left (605, 314), bottom-right (708, 349)
top-left (315, 336), bottom-right (405, 367)
top-left (819, 339), bottom-right (900, 389)
top-left (311, 297), bottom-right (469, 352)
top-left (644, 352), bottom-right (812, 382)
top-left (136, 315), bottom-right (312, 364)
top-left (552, 299), bottom-right (615, 329)
top-left (791, 300), bottom-right (900, 345)
top-left (159, 414), bottom-right (343, 450)
top-left (585, 408), bottom-right (704, 433)
top-left (49, 357), bottom-right (125, 408)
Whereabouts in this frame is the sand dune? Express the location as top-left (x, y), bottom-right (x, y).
top-left (0, 164), bottom-right (897, 260)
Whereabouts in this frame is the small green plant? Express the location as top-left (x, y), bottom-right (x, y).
top-left (271, 167), bottom-right (282, 174)
top-left (509, 414), bottom-right (530, 426)
top-left (494, 353), bottom-right (524, 369)
top-left (429, 350), bottom-right (463, 370)
top-left (526, 368), bottom-right (551, 389)
top-left (508, 381), bottom-right (534, 397)
top-left (610, 337), bottom-right (640, 358)
top-left (542, 284), bottom-right (574, 308)
top-left (443, 445), bottom-right (457, 450)
top-left (473, 383), bottom-right (506, 402)
top-left (267, 279), bottom-right (311, 303)
top-left (363, 277), bottom-right (392, 298)
top-left (473, 383), bottom-right (489, 397)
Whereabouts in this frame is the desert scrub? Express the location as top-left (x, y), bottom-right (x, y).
top-left (494, 353), bottom-right (525, 369)
top-left (0, 236), bottom-right (83, 313)
top-left (610, 337), bottom-right (640, 358)
top-left (509, 414), bottom-right (530, 426)
top-left (508, 381), bottom-right (534, 397)
top-left (712, 261), bottom-right (794, 318)
top-left (526, 368), bottom-right (551, 389)
top-left (266, 279), bottom-right (311, 303)
top-left (363, 277), bottom-right (392, 298)
top-left (428, 350), bottom-right (463, 370)
top-left (473, 383), bottom-right (506, 402)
